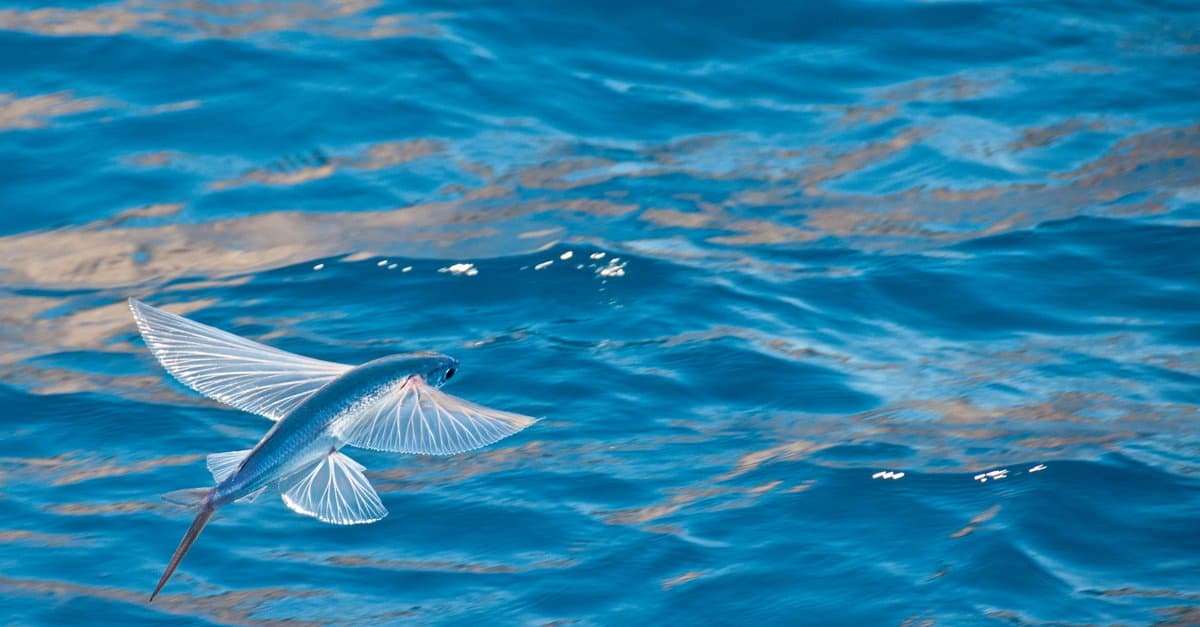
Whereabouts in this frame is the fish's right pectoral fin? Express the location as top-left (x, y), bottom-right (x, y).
top-left (338, 376), bottom-right (538, 456)
top-left (280, 451), bottom-right (387, 525)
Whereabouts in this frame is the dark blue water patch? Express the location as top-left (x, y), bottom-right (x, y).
top-left (1, 132), bottom-right (127, 234)
top-left (653, 337), bottom-right (876, 413)
top-left (1010, 457), bottom-right (1200, 598)
top-left (1022, 215), bottom-right (1199, 276)
top-left (864, 257), bottom-right (1090, 339)
top-left (1161, 323), bottom-right (1200, 348)
top-left (950, 217), bottom-right (1200, 325)
top-left (941, 533), bottom-right (1089, 621)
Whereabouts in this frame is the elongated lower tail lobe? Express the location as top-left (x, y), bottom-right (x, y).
top-left (150, 493), bottom-right (216, 602)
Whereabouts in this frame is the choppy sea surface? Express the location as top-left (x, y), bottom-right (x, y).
top-left (2, 1), bottom-right (1199, 624)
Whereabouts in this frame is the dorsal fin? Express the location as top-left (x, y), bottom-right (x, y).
top-left (206, 449), bottom-right (253, 483)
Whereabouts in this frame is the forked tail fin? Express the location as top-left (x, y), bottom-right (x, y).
top-left (150, 490), bottom-right (215, 602)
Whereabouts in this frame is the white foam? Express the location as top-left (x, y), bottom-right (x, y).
top-left (598, 259), bottom-right (627, 277)
top-left (439, 263), bottom-right (478, 276)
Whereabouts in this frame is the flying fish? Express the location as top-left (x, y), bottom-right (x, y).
top-left (128, 299), bottom-right (537, 601)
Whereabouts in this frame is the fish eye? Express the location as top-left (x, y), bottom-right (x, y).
top-left (445, 367), bottom-right (456, 380)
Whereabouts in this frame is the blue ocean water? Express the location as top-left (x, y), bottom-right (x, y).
top-left (2, 0), bottom-right (1199, 624)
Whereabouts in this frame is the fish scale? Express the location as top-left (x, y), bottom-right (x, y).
top-left (213, 354), bottom-right (448, 505)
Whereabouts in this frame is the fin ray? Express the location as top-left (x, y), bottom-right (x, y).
top-left (337, 376), bottom-right (537, 455)
top-left (280, 451), bottom-right (387, 525)
top-left (129, 299), bottom-right (351, 420)
top-left (206, 449), bottom-right (252, 483)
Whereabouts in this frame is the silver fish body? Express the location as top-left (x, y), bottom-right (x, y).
top-left (128, 299), bottom-right (534, 601)
top-left (212, 353), bottom-right (458, 506)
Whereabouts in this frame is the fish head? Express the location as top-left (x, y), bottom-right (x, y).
top-left (428, 353), bottom-right (460, 387)
top-left (404, 351), bottom-right (460, 387)
top-left (360, 352), bottom-right (460, 389)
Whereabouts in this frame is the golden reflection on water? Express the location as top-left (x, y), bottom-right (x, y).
top-left (0, 91), bottom-right (106, 130)
top-left (878, 73), bottom-right (1000, 103)
top-left (1154, 607), bottom-right (1200, 627)
top-left (208, 140), bottom-right (444, 190)
top-left (0, 0), bottom-right (441, 41)
top-left (0, 451), bottom-right (203, 487)
top-left (1009, 119), bottom-right (1108, 152)
top-left (948, 504), bottom-right (1001, 539)
top-left (50, 453), bottom-right (204, 487)
top-left (45, 500), bottom-right (172, 516)
top-left (604, 480), bottom-right (784, 526)
top-left (1095, 588), bottom-right (1200, 601)
top-left (0, 575), bottom-right (326, 626)
top-left (0, 109), bottom-right (1191, 303)
top-left (275, 550), bottom-right (576, 574)
top-left (660, 570), bottom-right (711, 590)
top-left (0, 530), bottom-right (92, 547)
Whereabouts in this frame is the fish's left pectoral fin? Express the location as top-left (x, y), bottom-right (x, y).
top-left (128, 299), bottom-right (352, 421)
top-left (280, 451), bottom-right (387, 525)
top-left (337, 376), bottom-right (539, 456)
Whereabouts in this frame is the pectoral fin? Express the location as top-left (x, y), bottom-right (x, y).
top-left (129, 299), bottom-right (351, 421)
top-left (280, 451), bottom-right (387, 525)
top-left (337, 376), bottom-right (538, 456)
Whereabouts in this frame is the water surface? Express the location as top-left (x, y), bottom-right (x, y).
top-left (1, 1), bottom-right (1199, 624)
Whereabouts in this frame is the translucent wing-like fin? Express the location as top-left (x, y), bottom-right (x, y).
top-left (129, 299), bottom-right (352, 420)
top-left (206, 449), bottom-right (252, 483)
top-left (280, 451), bottom-right (387, 525)
top-left (338, 376), bottom-right (538, 456)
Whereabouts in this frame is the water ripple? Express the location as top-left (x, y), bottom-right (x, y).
top-left (1, 0), bottom-right (1198, 623)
